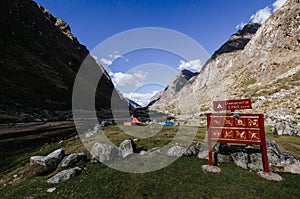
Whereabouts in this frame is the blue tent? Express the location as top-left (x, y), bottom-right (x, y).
top-left (164, 121), bottom-right (174, 126)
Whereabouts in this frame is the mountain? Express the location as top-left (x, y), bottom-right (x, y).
top-left (127, 98), bottom-right (142, 109)
top-left (212, 23), bottom-right (261, 58)
top-left (150, 0), bottom-right (300, 130)
top-left (0, 0), bottom-right (118, 121)
top-left (149, 69), bottom-right (197, 109)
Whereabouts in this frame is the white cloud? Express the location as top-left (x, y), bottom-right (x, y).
top-left (99, 51), bottom-right (123, 66)
top-left (109, 70), bottom-right (148, 87)
top-left (250, 6), bottom-right (272, 23)
top-left (236, 22), bottom-right (247, 30)
top-left (273, 0), bottom-right (287, 12)
top-left (133, 71), bottom-right (147, 79)
top-left (100, 58), bottom-right (112, 66)
top-left (178, 59), bottom-right (202, 72)
top-left (123, 91), bottom-right (160, 106)
top-left (236, 0), bottom-right (287, 29)
top-left (110, 72), bottom-right (135, 86)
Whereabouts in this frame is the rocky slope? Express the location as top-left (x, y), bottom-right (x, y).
top-left (151, 0), bottom-right (300, 134)
top-left (0, 0), bottom-right (117, 121)
top-left (149, 69), bottom-right (197, 109)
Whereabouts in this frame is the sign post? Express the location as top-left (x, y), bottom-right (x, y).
top-left (207, 99), bottom-right (269, 173)
top-left (213, 99), bottom-right (252, 112)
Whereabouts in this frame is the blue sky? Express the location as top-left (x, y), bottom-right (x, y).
top-left (35, 0), bottom-right (287, 106)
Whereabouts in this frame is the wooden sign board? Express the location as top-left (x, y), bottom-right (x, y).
top-left (213, 99), bottom-right (252, 111)
top-left (206, 113), bottom-right (269, 172)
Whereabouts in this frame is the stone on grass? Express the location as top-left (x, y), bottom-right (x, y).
top-left (30, 148), bottom-right (65, 169)
top-left (197, 142), bottom-right (209, 160)
top-left (119, 140), bottom-right (134, 158)
top-left (184, 145), bottom-right (197, 156)
top-left (47, 167), bottom-right (82, 184)
top-left (226, 140), bottom-right (300, 174)
top-left (46, 187), bottom-right (56, 193)
top-left (217, 154), bottom-right (233, 163)
top-left (59, 152), bottom-right (87, 167)
top-left (202, 165), bottom-right (221, 173)
top-left (257, 171), bottom-right (282, 181)
top-left (91, 142), bottom-right (120, 163)
top-left (167, 146), bottom-right (187, 157)
top-left (231, 152), bottom-right (248, 169)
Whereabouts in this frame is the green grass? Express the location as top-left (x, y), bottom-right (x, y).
top-left (0, 125), bottom-right (299, 198)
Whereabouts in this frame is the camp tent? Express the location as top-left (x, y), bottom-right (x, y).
top-left (164, 121), bottom-right (174, 126)
top-left (123, 115), bottom-right (141, 126)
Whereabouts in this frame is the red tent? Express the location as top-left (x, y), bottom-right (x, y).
top-left (123, 115), bottom-right (141, 126)
top-left (131, 115), bottom-right (141, 125)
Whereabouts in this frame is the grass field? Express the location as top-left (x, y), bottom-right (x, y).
top-left (0, 125), bottom-right (299, 198)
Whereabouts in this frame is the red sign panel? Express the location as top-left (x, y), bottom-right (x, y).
top-left (206, 113), bottom-right (269, 172)
top-left (213, 99), bottom-right (252, 111)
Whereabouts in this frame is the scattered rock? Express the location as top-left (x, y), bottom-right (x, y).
top-left (267, 110), bottom-right (300, 136)
top-left (167, 146), bottom-right (187, 157)
top-left (91, 143), bottom-right (120, 163)
top-left (30, 148), bottom-right (65, 169)
top-left (217, 154), bottom-right (233, 163)
top-left (59, 152), bottom-right (87, 167)
top-left (257, 171), bottom-right (282, 181)
top-left (119, 140), bottom-right (134, 158)
top-left (139, 150), bottom-right (148, 156)
top-left (231, 152), bottom-right (249, 169)
top-left (46, 187), bottom-right (56, 193)
top-left (202, 165), bottom-right (221, 173)
top-left (197, 142), bottom-right (209, 160)
top-left (47, 167), bottom-right (82, 184)
top-left (185, 145), bottom-right (197, 156)
top-left (85, 124), bottom-right (101, 138)
top-left (229, 140), bottom-right (300, 174)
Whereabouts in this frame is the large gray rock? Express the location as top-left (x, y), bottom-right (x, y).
top-left (47, 167), bottom-right (82, 184)
top-left (91, 142), bottom-right (120, 163)
top-left (30, 148), bottom-right (65, 169)
top-left (167, 146), bottom-right (187, 157)
top-left (267, 110), bottom-right (300, 136)
top-left (230, 140), bottom-right (300, 174)
top-left (257, 171), bottom-right (283, 181)
top-left (197, 142), bottom-right (209, 160)
top-left (202, 165), bottom-right (221, 173)
top-left (119, 140), bottom-right (134, 158)
top-left (59, 152), bottom-right (87, 167)
top-left (231, 152), bottom-right (248, 169)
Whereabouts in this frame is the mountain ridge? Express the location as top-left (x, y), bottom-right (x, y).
top-left (150, 0), bottom-right (300, 134)
top-left (0, 0), bottom-right (118, 121)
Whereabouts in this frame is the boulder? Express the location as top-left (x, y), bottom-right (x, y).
top-left (231, 152), bottom-right (248, 169)
top-left (202, 165), bottom-right (221, 173)
top-left (30, 148), bottom-right (65, 169)
top-left (185, 145), bottom-right (197, 156)
top-left (85, 124), bottom-right (101, 138)
top-left (47, 167), bottom-right (82, 184)
top-left (119, 140), bottom-right (134, 158)
top-left (257, 171), bottom-right (282, 181)
top-left (230, 140), bottom-right (300, 174)
top-left (91, 142), bottom-right (120, 163)
top-left (59, 152), bottom-right (87, 167)
top-left (217, 154), bottom-right (233, 163)
top-left (197, 142), bottom-right (210, 160)
top-left (167, 146), bottom-right (187, 157)
top-left (267, 110), bottom-right (300, 136)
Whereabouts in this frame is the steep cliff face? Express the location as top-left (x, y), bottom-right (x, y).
top-left (212, 23), bottom-right (261, 58)
top-left (150, 69), bottom-right (197, 109)
top-left (0, 0), bottom-right (116, 120)
top-left (151, 0), bottom-right (300, 123)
